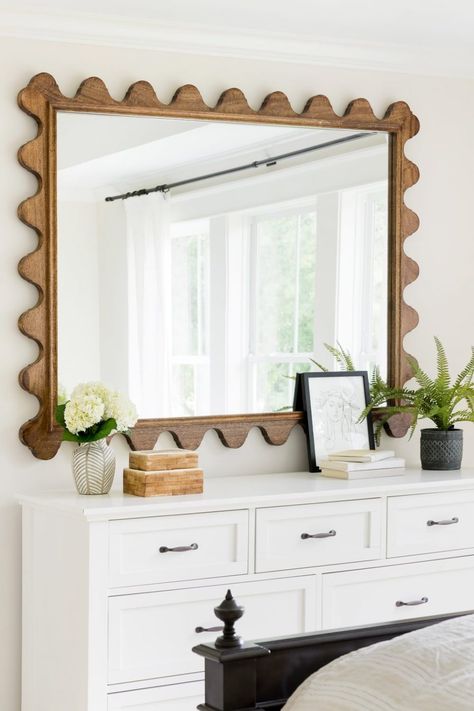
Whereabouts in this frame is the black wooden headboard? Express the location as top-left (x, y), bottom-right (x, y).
top-left (193, 590), bottom-right (472, 711)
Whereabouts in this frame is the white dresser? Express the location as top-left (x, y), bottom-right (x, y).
top-left (20, 469), bottom-right (474, 711)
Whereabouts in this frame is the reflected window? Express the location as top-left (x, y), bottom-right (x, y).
top-left (170, 221), bottom-right (210, 416)
top-left (249, 206), bottom-right (317, 412)
top-left (166, 186), bottom-right (387, 416)
top-left (337, 184), bottom-right (388, 377)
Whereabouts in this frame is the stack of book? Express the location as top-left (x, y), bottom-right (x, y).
top-left (319, 450), bottom-right (405, 479)
top-left (123, 449), bottom-right (204, 497)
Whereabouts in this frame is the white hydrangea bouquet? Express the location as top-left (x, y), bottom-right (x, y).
top-left (56, 382), bottom-right (137, 442)
top-left (56, 382), bottom-right (138, 495)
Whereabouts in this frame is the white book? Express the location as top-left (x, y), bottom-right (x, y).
top-left (319, 466), bottom-right (406, 480)
top-left (318, 457), bottom-right (405, 473)
top-left (327, 449), bottom-right (395, 463)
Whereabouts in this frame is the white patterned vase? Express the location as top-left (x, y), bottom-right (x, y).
top-left (72, 439), bottom-right (116, 495)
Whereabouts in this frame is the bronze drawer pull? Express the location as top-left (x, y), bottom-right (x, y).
top-left (396, 596), bottom-right (429, 607)
top-left (159, 543), bottom-right (199, 553)
top-left (195, 625), bottom-right (224, 633)
top-left (301, 530), bottom-right (336, 540)
top-left (427, 517), bottom-right (459, 526)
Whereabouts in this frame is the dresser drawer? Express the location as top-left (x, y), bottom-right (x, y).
top-left (322, 557), bottom-right (474, 629)
top-left (255, 499), bottom-right (382, 573)
top-left (387, 491), bottom-right (474, 558)
top-left (108, 576), bottom-right (317, 684)
top-left (108, 681), bottom-right (204, 710)
top-left (108, 510), bottom-right (248, 587)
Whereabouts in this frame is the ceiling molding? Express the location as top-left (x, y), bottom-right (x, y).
top-left (2, 9), bottom-right (473, 78)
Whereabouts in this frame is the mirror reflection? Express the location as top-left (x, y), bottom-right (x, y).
top-left (57, 113), bottom-right (389, 418)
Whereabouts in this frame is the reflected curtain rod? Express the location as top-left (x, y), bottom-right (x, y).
top-left (104, 131), bottom-right (376, 202)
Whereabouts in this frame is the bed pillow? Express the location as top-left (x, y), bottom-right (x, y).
top-left (283, 614), bottom-right (474, 711)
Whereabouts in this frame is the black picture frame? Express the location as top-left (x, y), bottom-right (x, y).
top-left (294, 371), bottom-right (375, 472)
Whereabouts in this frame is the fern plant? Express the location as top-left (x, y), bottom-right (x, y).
top-left (361, 337), bottom-right (474, 437)
top-left (310, 343), bottom-right (356, 373)
top-left (311, 342), bottom-right (386, 401)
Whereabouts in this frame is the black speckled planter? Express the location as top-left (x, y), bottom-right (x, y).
top-left (420, 428), bottom-right (463, 470)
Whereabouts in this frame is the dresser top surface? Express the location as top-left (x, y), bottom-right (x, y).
top-left (18, 468), bottom-right (474, 521)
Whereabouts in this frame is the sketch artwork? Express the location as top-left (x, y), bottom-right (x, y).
top-left (299, 372), bottom-right (374, 470)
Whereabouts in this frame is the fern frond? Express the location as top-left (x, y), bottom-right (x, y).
top-left (372, 417), bottom-right (385, 447)
top-left (358, 339), bottom-right (474, 437)
top-left (323, 343), bottom-right (355, 371)
top-left (358, 390), bottom-right (415, 422)
top-left (450, 412), bottom-right (474, 425)
top-left (336, 342), bottom-right (356, 371)
top-left (464, 390), bottom-right (474, 411)
top-left (408, 354), bottom-right (434, 390)
top-left (450, 384), bottom-right (474, 411)
top-left (309, 358), bottom-right (329, 372)
top-left (363, 387), bottom-right (417, 411)
top-left (454, 347), bottom-right (474, 388)
top-left (323, 343), bottom-right (342, 366)
top-left (434, 337), bottom-right (450, 391)
top-left (370, 365), bottom-right (380, 386)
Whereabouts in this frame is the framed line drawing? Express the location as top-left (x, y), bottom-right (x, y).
top-left (296, 371), bottom-right (375, 472)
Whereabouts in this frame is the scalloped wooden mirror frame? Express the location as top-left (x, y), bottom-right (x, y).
top-left (17, 74), bottom-right (420, 459)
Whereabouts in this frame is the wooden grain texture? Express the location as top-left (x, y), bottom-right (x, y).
top-left (381, 411), bottom-right (415, 438)
top-left (123, 467), bottom-right (204, 497)
top-left (17, 75), bottom-right (420, 459)
top-left (129, 449), bottom-right (198, 471)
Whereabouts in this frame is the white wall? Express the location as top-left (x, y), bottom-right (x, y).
top-left (2, 34), bottom-right (474, 710)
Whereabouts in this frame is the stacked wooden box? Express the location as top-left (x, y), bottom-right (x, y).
top-left (123, 450), bottom-right (203, 497)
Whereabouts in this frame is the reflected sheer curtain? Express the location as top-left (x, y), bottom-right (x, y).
top-left (125, 193), bottom-right (172, 418)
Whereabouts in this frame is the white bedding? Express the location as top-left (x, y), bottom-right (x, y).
top-left (283, 614), bottom-right (474, 710)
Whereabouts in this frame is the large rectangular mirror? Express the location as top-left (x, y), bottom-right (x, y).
top-left (18, 76), bottom-right (419, 458)
top-left (57, 115), bottom-right (389, 419)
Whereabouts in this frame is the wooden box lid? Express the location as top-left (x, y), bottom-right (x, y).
top-left (129, 449), bottom-right (199, 472)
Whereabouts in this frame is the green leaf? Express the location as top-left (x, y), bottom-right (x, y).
top-left (62, 429), bottom-right (82, 442)
top-left (323, 342), bottom-right (356, 371)
top-left (77, 418), bottom-right (117, 443)
top-left (361, 338), bottom-right (474, 435)
top-left (336, 342), bottom-right (356, 371)
top-left (454, 347), bottom-right (474, 389)
top-left (434, 336), bottom-right (450, 391)
top-left (55, 403), bottom-right (67, 428)
top-left (409, 356), bottom-right (434, 390)
top-left (309, 358), bottom-right (329, 372)
top-left (451, 412), bottom-right (474, 425)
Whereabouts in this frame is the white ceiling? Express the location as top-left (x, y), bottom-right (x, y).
top-left (2, 0), bottom-right (473, 47)
top-left (2, 0), bottom-right (474, 77)
top-left (56, 112), bottom-right (374, 199)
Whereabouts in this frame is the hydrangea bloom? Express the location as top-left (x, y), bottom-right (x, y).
top-left (63, 382), bottom-right (138, 436)
top-left (64, 394), bottom-right (105, 435)
top-left (70, 382), bottom-right (110, 404)
top-left (105, 391), bottom-right (138, 431)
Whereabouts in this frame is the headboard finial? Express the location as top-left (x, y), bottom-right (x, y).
top-left (214, 589), bottom-right (245, 649)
